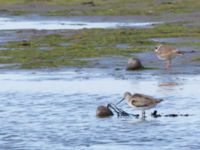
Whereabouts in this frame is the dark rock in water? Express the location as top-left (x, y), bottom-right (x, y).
top-left (96, 105), bottom-right (113, 118)
top-left (151, 110), bottom-right (161, 118)
top-left (151, 110), bottom-right (191, 118)
top-left (115, 68), bottom-right (121, 71)
top-left (126, 58), bottom-right (143, 70)
top-left (165, 114), bottom-right (178, 117)
top-left (180, 114), bottom-right (190, 117)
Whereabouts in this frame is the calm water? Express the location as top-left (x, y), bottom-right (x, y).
top-left (0, 68), bottom-right (200, 150)
top-left (0, 17), bottom-right (160, 30)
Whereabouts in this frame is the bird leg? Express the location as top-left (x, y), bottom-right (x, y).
top-left (165, 59), bottom-right (172, 70)
top-left (142, 110), bottom-right (146, 118)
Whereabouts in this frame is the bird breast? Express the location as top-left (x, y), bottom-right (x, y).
top-left (155, 45), bottom-right (180, 60)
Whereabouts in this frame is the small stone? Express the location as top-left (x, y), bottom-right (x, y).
top-left (151, 110), bottom-right (161, 118)
top-left (21, 40), bottom-right (31, 46)
top-left (180, 114), bottom-right (189, 117)
top-left (96, 105), bottom-right (113, 118)
top-left (81, 1), bottom-right (96, 6)
top-left (126, 58), bottom-right (143, 70)
top-left (115, 68), bottom-right (121, 71)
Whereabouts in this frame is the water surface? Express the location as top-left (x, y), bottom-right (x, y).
top-left (0, 17), bottom-right (160, 30)
top-left (0, 69), bottom-right (200, 150)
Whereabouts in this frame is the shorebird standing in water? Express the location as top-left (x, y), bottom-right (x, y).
top-left (117, 92), bottom-right (163, 118)
top-left (154, 45), bottom-right (183, 70)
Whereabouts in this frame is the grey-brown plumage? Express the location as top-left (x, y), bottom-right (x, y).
top-left (154, 45), bottom-right (183, 69)
top-left (128, 93), bottom-right (162, 108)
top-left (117, 92), bottom-right (163, 118)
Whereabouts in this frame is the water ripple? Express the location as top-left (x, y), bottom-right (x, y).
top-left (0, 70), bottom-right (200, 149)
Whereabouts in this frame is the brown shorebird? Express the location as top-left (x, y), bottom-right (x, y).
top-left (154, 45), bottom-right (183, 69)
top-left (117, 92), bottom-right (163, 118)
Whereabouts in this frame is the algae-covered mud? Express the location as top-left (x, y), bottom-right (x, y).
top-left (1, 2), bottom-right (200, 69)
top-left (0, 21), bottom-right (200, 69)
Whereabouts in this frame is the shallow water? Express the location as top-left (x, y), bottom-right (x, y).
top-left (0, 68), bottom-right (200, 150)
top-left (0, 16), bottom-right (160, 30)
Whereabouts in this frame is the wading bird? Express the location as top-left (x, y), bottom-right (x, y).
top-left (117, 92), bottom-right (163, 118)
top-left (154, 45), bottom-right (183, 70)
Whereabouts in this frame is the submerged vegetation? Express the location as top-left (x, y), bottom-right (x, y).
top-left (0, 23), bottom-right (200, 69)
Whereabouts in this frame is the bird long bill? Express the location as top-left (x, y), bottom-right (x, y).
top-left (116, 98), bottom-right (125, 105)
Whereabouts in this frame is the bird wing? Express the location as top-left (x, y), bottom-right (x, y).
top-left (132, 93), bottom-right (162, 107)
top-left (157, 45), bottom-right (182, 58)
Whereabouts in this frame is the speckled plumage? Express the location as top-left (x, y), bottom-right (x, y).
top-left (155, 45), bottom-right (183, 60)
top-left (154, 45), bottom-right (183, 69)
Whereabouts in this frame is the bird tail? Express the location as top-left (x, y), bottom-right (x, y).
top-left (157, 99), bottom-right (163, 103)
top-left (176, 50), bottom-right (184, 55)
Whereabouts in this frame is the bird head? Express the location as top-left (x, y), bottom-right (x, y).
top-left (154, 45), bottom-right (162, 52)
top-left (116, 91), bottom-right (132, 105)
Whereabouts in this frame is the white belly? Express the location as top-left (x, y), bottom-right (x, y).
top-left (127, 101), bottom-right (156, 111)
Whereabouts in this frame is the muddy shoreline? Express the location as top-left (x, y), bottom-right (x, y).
top-left (0, 1), bottom-right (200, 72)
top-left (0, 27), bottom-right (199, 74)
